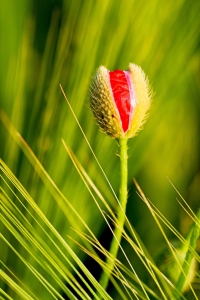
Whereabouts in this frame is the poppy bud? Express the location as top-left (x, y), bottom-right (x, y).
top-left (90, 63), bottom-right (152, 138)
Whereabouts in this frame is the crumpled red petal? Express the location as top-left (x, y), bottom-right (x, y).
top-left (109, 70), bottom-right (131, 133)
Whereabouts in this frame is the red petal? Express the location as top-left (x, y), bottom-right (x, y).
top-left (109, 70), bottom-right (131, 132)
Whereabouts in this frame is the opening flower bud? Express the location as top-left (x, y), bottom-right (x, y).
top-left (90, 63), bottom-right (152, 138)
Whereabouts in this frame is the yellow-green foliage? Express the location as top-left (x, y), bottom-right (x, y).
top-left (1, 0), bottom-right (199, 299)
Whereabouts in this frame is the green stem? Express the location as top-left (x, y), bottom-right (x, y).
top-left (174, 209), bottom-right (200, 299)
top-left (98, 137), bottom-right (128, 295)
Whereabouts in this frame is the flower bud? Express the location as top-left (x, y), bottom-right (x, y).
top-left (90, 63), bottom-right (152, 138)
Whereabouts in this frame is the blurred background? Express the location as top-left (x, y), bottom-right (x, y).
top-left (1, 0), bottom-right (200, 299)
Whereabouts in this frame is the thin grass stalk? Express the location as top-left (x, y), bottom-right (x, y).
top-left (174, 210), bottom-right (200, 298)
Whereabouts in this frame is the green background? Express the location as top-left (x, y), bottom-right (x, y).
top-left (1, 0), bottom-right (200, 299)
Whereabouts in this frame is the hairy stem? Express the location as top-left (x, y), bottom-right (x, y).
top-left (98, 138), bottom-right (128, 295)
